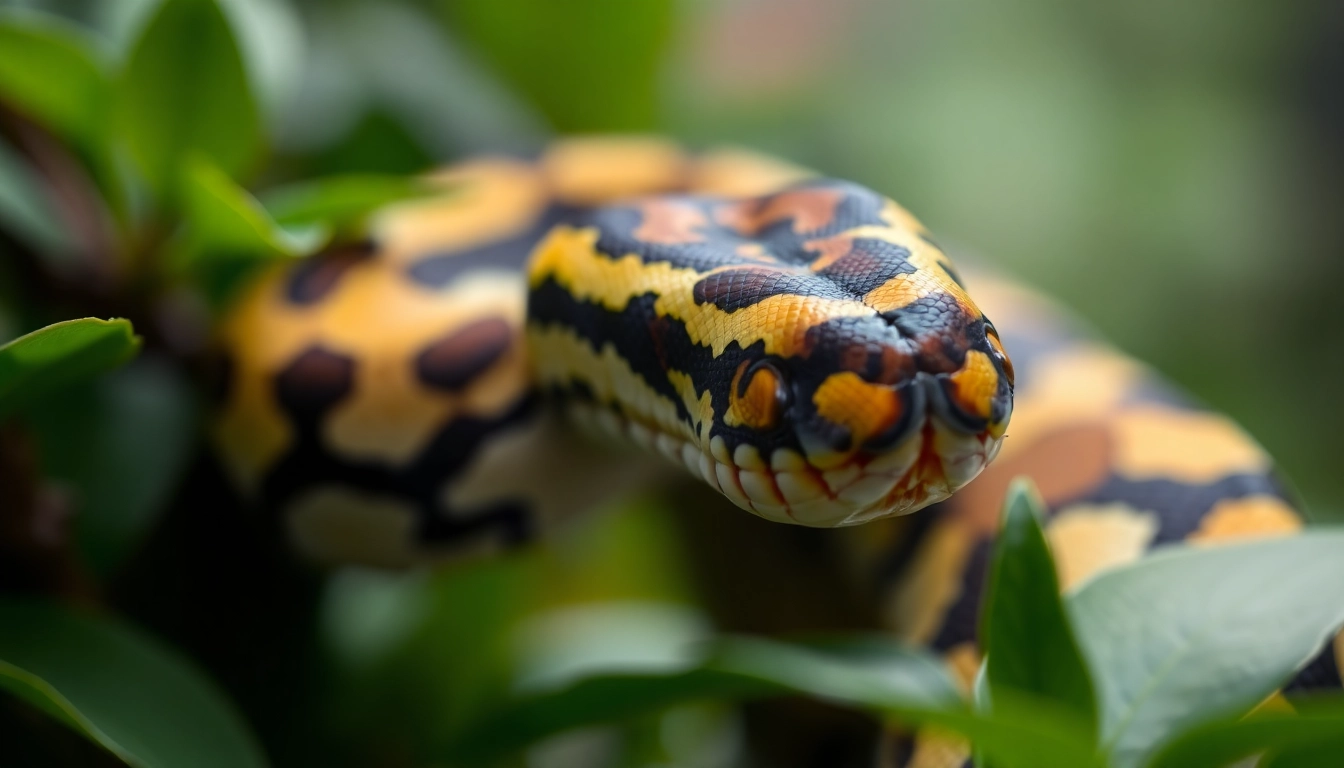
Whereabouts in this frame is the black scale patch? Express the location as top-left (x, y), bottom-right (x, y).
top-left (415, 317), bottom-right (515, 392)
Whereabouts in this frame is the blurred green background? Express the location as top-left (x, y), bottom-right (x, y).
top-left (9, 0), bottom-right (1340, 515)
top-left (3, 0), bottom-right (1344, 765)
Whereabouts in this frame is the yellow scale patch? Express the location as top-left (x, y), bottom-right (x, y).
top-left (1045, 503), bottom-right (1160, 591)
top-left (811, 371), bottom-right (902, 447)
top-left (530, 226), bottom-right (876, 357)
top-left (527, 323), bottom-right (697, 445)
top-left (947, 350), bottom-right (998, 421)
top-left (1187, 495), bottom-right (1302, 543)
top-left (1111, 405), bottom-right (1269, 483)
top-left (373, 158), bottom-right (549, 266)
top-left (542, 135), bottom-right (689, 206)
top-left (216, 263), bottom-right (528, 494)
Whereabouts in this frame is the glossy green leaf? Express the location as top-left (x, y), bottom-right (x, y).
top-left (0, 11), bottom-right (108, 149)
top-left (452, 635), bottom-right (1102, 768)
top-left (0, 319), bottom-right (140, 418)
top-left (0, 599), bottom-right (267, 768)
top-left (1145, 696), bottom-right (1344, 768)
top-left (26, 357), bottom-right (197, 577)
top-left (260, 174), bottom-right (439, 231)
top-left (115, 0), bottom-right (260, 199)
top-left (982, 478), bottom-right (1098, 735)
top-left (183, 157), bottom-right (325, 263)
top-left (1069, 531), bottom-right (1344, 768)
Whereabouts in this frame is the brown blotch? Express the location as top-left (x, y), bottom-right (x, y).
top-left (804, 234), bottom-right (857, 272)
top-left (275, 346), bottom-right (356, 418)
top-left (947, 423), bottom-right (1114, 536)
top-left (714, 187), bottom-right (846, 236)
top-left (633, 199), bottom-right (709, 244)
top-left (415, 317), bottom-right (515, 392)
top-left (285, 240), bottom-right (376, 305)
top-left (692, 266), bottom-right (817, 312)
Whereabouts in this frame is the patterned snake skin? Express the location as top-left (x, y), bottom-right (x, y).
top-left (212, 136), bottom-right (1341, 766)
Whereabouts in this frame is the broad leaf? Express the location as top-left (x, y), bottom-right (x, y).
top-left (0, 11), bottom-right (108, 150)
top-left (115, 0), bottom-right (260, 199)
top-left (0, 599), bottom-right (267, 768)
top-left (1145, 696), bottom-right (1344, 768)
top-left (183, 158), bottom-right (325, 263)
top-left (981, 478), bottom-right (1098, 734)
top-left (1069, 531), bottom-right (1344, 767)
top-left (0, 319), bottom-right (140, 418)
top-left (27, 357), bottom-right (197, 577)
top-left (451, 635), bottom-right (1102, 768)
top-left (261, 174), bottom-right (438, 231)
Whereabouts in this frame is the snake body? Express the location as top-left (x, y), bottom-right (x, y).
top-left (213, 137), bottom-right (1340, 760)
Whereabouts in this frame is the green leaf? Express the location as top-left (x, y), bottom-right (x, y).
top-left (0, 10), bottom-right (108, 150)
top-left (182, 157), bottom-right (325, 263)
top-left (451, 635), bottom-right (1102, 768)
top-left (0, 598), bottom-right (268, 768)
top-left (0, 318), bottom-right (140, 419)
top-left (26, 357), bottom-right (197, 577)
top-left (981, 478), bottom-right (1098, 735)
top-left (1069, 531), bottom-right (1344, 767)
top-left (115, 0), bottom-right (260, 200)
top-left (1145, 696), bottom-right (1344, 768)
top-left (260, 174), bottom-right (439, 231)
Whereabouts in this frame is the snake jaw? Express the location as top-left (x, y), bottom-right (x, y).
top-left (629, 401), bottom-right (1001, 527)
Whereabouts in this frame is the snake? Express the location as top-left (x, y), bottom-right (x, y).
top-left (212, 136), bottom-right (1341, 764)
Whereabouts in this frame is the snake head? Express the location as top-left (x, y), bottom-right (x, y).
top-left (528, 178), bottom-right (1013, 526)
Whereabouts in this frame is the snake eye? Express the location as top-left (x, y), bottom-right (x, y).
top-left (985, 323), bottom-right (1014, 388)
top-left (731, 359), bottom-right (790, 432)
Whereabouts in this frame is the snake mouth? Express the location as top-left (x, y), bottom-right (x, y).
top-left (566, 399), bottom-right (1004, 527)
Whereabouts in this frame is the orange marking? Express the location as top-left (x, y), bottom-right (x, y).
top-left (1046, 503), bottom-right (1158, 591)
top-left (542, 135), bottom-right (687, 205)
top-left (812, 371), bottom-right (902, 447)
top-left (374, 158), bottom-right (547, 265)
top-left (633, 199), bottom-right (709, 244)
top-left (730, 360), bottom-right (784, 431)
top-left (948, 350), bottom-right (998, 420)
top-left (1187, 495), bottom-right (1302, 544)
top-left (803, 233), bottom-right (856, 272)
top-left (714, 187), bottom-right (846, 235)
top-left (1112, 406), bottom-right (1269, 484)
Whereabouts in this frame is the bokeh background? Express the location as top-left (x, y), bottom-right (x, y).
top-left (3, 0), bottom-right (1343, 765)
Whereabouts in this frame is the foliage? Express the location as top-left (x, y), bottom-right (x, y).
top-left (0, 599), bottom-right (266, 768)
top-left (436, 484), bottom-right (1344, 768)
top-left (0, 319), bottom-right (140, 418)
top-left (0, 0), bottom-right (1341, 766)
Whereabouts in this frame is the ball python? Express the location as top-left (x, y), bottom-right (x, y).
top-left (212, 136), bottom-right (1340, 762)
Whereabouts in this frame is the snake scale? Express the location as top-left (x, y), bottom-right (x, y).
top-left (213, 136), bottom-right (1341, 766)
